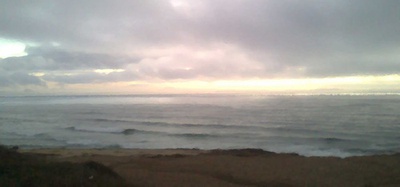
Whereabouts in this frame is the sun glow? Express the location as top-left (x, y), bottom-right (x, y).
top-left (29, 72), bottom-right (46, 77)
top-left (142, 74), bottom-right (400, 94)
top-left (170, 0), bottom-right (185, 8)
top-left (13, 74), bottom-right (400, 95)
top-left (94, 69), bottom-right (125, 74)
top-left (0, 38), bottom-right (27, 59)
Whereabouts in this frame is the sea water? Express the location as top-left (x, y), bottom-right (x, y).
top-left (1, 94), bottom-right (399, 157)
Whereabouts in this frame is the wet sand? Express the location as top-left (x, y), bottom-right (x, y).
top-left (22, 148), bottom-right (400, 187)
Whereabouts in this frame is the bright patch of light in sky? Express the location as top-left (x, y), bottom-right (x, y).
top-left (94, 69), bottom-right (125, 74)
top-left (29, 72), bottom-right (45, 77)
top-left (170, 0), bottom-right (185, 8)
top-left (0, 38), bottom-right (27, 59)
top-left (150, 74), bottom-right (400, 93)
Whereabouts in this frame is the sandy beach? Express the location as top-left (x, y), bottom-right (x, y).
top-left (21, 148), bottom-right (400, 187)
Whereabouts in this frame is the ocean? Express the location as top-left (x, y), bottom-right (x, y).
top-left (1, 94), bottom-right (399, 157)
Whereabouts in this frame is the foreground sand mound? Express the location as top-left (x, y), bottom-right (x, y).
top-left (0, 146), bottom-right (127, 187)
top-left (20, 148), bottom-right (400, 187)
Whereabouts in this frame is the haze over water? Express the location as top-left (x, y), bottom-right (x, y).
top-left (1, 94), bottom-right (399, 157)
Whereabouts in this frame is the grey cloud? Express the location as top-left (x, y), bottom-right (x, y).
top-left (42, 70), bottom-right (137, 84)
top-left (0, 46), bottom-right (139, 71)
top-left (0, 1), bottom-right (180, 50)
top-left (187, 0), bottom-right (400, 75)
top-left (306, 58), bottom-right (400, 77)
top-left (134, 49), bottom-right (267, 80)
top-left (0, 70), bottom-right (46, 87)
top-left (1, 0), bottom-right (400, 80)
top-left (0, 75), bottom-right (12, 87)
top-left (0, 45), bottom-right (139, 86)
top-left (10, 72), bottom-right (46, 86)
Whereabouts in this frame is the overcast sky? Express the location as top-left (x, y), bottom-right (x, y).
top-left (1, 0), bottom-right (400, 95)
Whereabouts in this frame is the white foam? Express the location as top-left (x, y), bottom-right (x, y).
top-left (267, 144), bottom-right (358, 158)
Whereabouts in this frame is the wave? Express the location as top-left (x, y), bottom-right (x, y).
top-left (169, 133), bottom-right (221, 138)
top-left (65, 126), bottom-right (243, 139)
top-left (85, 118), bottom-right (266, 130)
top-left (140, 121), bottom-right (263, 130)
top-left (271, 126), bottom-right (328, 134)
top-left (319, 137), bottom-right (350, 143)
top-left (84, 118), bottom-right (352, 136)
top-left (65, 126), bottom-right (146, 135)
top-left (92, 118), bottom-right (130, 123)
top-left (344, 148), bottom-right (399, 156)
top-left (302, 136), bottom-right (354, 143)
top-left (90, 118), bottom-right (238, 128)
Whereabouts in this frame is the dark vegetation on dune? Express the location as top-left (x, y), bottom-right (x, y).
top-left (0, 145), bottom-right (126, 187)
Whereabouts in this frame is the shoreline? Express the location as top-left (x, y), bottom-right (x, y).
top-left (19, 148), bottom-right (400, 187)
top-left (20, 147), bottom-right (399, 158)
top-left (19, 148), bottom-right (211, 158)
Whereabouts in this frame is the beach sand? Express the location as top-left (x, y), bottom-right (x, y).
top-left (21, 149), bottom-right (400, 187)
